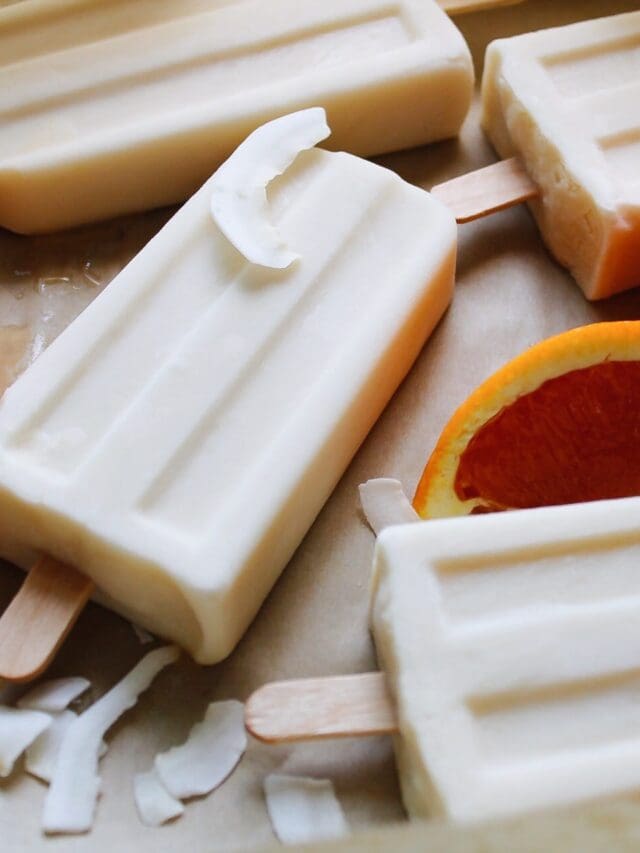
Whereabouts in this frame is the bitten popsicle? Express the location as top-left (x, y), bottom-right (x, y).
top-left (248, 494), bottom-right (640, 823)
top-left (0, 0), bottom-right (473, 233)
top-left (0, 110), bottom-right (457, 667)
top-left (481, 10), bottom-right (640, 300)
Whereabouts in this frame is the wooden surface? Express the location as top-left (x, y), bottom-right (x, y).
top-left (245, 672), bottom-right (398, 743)
top-left (432, 156), bottom-right (539, 223)
top-left (0, 556), bottom-right (93, 682)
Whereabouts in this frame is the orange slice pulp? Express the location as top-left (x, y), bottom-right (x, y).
top-left (413, 322), bottom-right (640, 519)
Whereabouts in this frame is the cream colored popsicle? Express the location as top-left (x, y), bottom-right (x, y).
top-left (371, 496), bottom-right (640, 822)
top-left (0, 110), bottom-right (457, 665)
top-left (0, 0), bottom-right (473, 234)
top-left (482, 12), bottom-right (640, 300)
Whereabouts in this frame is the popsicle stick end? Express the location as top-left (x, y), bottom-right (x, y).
top-left (0, 556), bottom-right (93, 682)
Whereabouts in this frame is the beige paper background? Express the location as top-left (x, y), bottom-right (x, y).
top-left (1, 0), bottom-right (639, 848)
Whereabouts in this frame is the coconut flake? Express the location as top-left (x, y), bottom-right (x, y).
top-left (18, 677), bottom-right (90, 713)
top-left (25, 710), bottom-right (108, 784)
top-left (359, 478), bottom-right (420, 535)
top-left (0, 706), bottom-right (52, 777)
top-left (264, 774), bottom-right (349, 845)
top-left (210, 108), bottom-right (330, 269)
top-left (26, 709), bottom-right (77, 783)
top-left (155, 699), bottom-right (246, 799)
top-left (43, 645), bottom-right (179, 835)
top-left (134, 768), bottom-right (184, 827)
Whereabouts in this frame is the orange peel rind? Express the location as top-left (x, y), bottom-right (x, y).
top-left (414, 321), bottom-right (640, 518)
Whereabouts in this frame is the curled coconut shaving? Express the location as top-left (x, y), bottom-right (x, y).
top-left (134, 768), bottom-right (184, 827)
top-left (43, 645), bottom-right (179, 835)
top-left (210, 108), bottom-right (331, 269)
top-left (264, 774), bottom-right (349, 845)
top-left (0, 706), bottom-right (51, 777)
top-left (359, 478), bottom-right (420, 536)
top-left (155, 699), bottom-right (246, 799)
top-left (18, 677), bottom-right (90, 713)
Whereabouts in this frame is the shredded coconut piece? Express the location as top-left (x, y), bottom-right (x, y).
top-left (26, 711), bottom-right (107, 784)
top-left (134, 769), bottom-right (184, 826)
top-left (26, 710), bottom-right (77, 783)
top-left (210, 108), bottom-right (331, 269)
top-left (264, 774), bottom-right (349, 845)
top-left (18, 677), bottom-right (90, 713)
top-left (155, 700), bottom-right (246, 799)
top-left (359, 478), bottom-right (420, 535)
top-left (43, 645), bottom-right (179, 834)
top-left (0, 706), bottom-right (51, 777)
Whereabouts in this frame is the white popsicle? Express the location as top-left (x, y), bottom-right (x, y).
top-left (370, 496), bottom-right (640, 822)
top-left (482, 11), bottom-right (640, 300)
top-left (0, 110), bottom-right (457, 664)
top-left (0, 0), bottom-right (473, 233)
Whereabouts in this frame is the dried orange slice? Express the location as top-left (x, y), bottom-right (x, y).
top-left (413, 322), bottom-right (640, 518)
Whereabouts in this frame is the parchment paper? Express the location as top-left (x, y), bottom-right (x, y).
top-left (1, 1), bottom-right (639, 849)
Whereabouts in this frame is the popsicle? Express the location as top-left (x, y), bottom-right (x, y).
top-left (268, 799), bottom-right (640, 853)
top-left (0, 0), bottom-right (473, 233)
top-left (0, 109), bottom-right (457, 668)
top-left (481, 11), bottom-right (640, 300)
top-left (248, 494), bottom-right (640, 822)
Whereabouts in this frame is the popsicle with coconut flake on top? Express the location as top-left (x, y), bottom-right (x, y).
top-left (0, 109), bottom-right (457, 666)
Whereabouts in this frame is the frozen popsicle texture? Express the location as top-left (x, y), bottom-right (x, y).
top-left (0, 125), bottom-right (456, 664)
top-left (0, 0), bottom-right (473, 233)
top-left (482, 12), bottom-right (640, 300)
top-left (371, 497), bottom-right (640, 822)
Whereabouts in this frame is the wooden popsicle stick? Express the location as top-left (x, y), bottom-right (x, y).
top-left (0, 556), bottom-right (94, 682)
top-left (245, 672), bottom-right (398, 743)
top-left (439, 0), bottom-right (523, 14)
top-left (432, 156), bottom-right (539, 223)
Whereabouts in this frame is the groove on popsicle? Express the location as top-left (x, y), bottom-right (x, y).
top-left (0, 557), bottom-right (93, 682)
top-left (432, 156), bottom-right (539, 223)
top-left (135, 176), bottom-right (400, 531)
top-left (245, 672), bottom-right (398, 743)
top-left (0, 9), bottom-right (410, 137)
